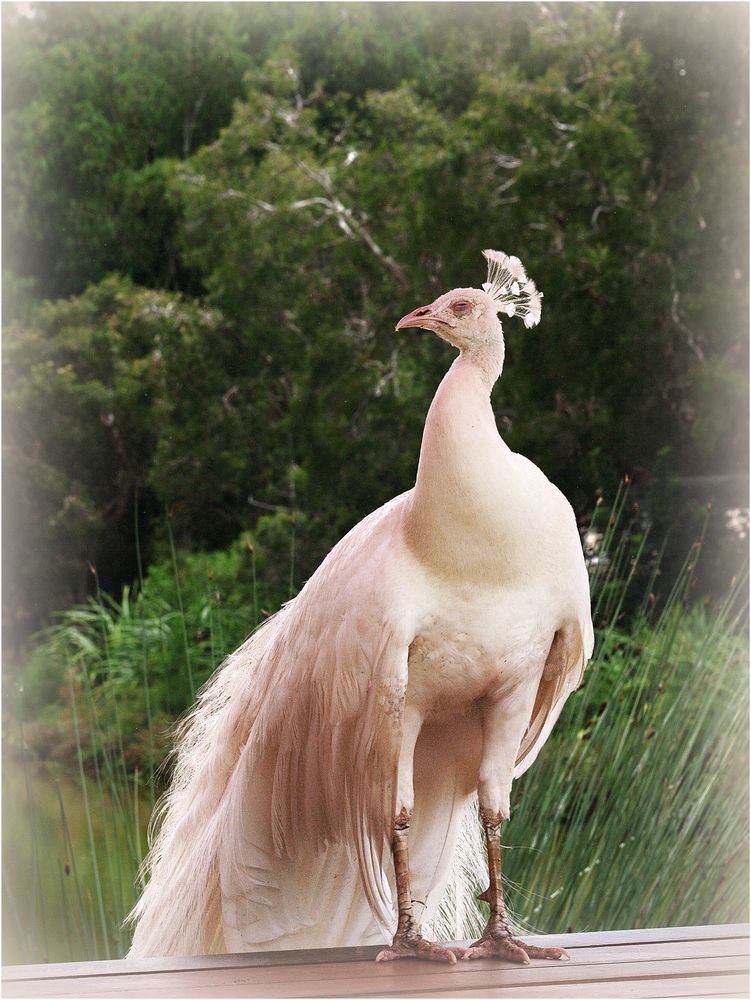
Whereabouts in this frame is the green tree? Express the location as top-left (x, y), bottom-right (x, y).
top-left (2, 1), bottom-right (261, 308)
top-left (3, 3), bottom-right (747, 646)
top-left (2, 276), bottom-right (238, 645)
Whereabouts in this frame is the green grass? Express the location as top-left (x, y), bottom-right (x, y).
top-left (505, 592), bottom-right (748, 934)
top-left (2, 490), bottom-right (748, 962)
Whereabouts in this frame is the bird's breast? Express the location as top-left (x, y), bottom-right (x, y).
top-left (405, 597), bottom-right (553, 719)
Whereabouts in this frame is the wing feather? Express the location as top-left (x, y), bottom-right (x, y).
top-left (220, 496), bottom-right (411, 939)
top-left (514, 615), bottom-right (594, 778)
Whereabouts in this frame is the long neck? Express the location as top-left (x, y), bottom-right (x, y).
top-left (403, 338), bottom-right (512, 581)
top-left (457, 335), bottom-right (506, 392)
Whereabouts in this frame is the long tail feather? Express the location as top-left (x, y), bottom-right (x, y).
top-left (126, 613), bottom-right (284, 957)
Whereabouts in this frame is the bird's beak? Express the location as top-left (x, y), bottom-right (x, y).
top-left (395, 303), bottom-right (438, 332)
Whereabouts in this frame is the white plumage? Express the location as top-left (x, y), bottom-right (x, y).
top-left (128, 249), bottom-right (593, 964)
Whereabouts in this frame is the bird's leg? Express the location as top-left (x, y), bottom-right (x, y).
top-left (376, 705), bottom-right (460, 964)
top-left (376, 807), bottom-right (461, 964)
top-left (463, 693), bottom-right (568, 963)
top-left (462, 811), bottom-right (569, 963)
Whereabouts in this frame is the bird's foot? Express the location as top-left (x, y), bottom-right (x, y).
top-left (376, 922), bottom-right (460, 964)
top-left (463, 916), bottom-right (569, 964)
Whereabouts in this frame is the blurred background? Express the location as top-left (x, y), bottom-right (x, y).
top-left (2, 0), bottom-right (748, 965)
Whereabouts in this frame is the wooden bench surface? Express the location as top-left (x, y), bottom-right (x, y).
top-left (3, 923), bottom-right (748, 998)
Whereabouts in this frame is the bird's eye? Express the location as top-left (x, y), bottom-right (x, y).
top-left (451, 301), bottom-right (472, 317)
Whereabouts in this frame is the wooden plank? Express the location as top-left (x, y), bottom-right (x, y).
top-left (6, 972), bottom-right (749, 1000)
top-left (4, 952), bottom-right (748, 999)
top-left (341, 960), bottom-right (750, 1000)
top-left (9, 937), bottom-right (747, 995)
top-left (409, 976), bottom-right (750, 999)
top-left (514, 924), bottom-right (749, 949)
top-left (5, 932), bottom-right (748, 985)
top-left (4, 924), bottom-right (748, 982)
top-left (1, 945), bottom-right (385, 981)
top-left (3, 925), bottom-right (748, 1000)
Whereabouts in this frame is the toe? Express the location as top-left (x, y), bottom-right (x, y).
top-left (518, 942), bottom-right (570, 961)
top-left (503, 940), bottom-right (531, 965)
top-left (462, 937), bottom-right (530, 964)
top-left (493, 937), bottom-right (530, 964)
top-left (461, 940), bottom-right (496, 961)
top-left (375, 940), bottom-right (458, 964)
top-left (422, 942), bottom-right (457, 964)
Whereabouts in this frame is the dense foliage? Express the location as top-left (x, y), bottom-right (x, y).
top-left (3, 2), bottom-right (748, 649)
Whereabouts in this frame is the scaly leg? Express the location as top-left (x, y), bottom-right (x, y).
top-left (376, 807), bottom-right (462, 964)
top-left (376, 705), bottom-right (461, 964)
top-left (463, 692), bottom-right (569, 963)
top-left (463, 811), bottom-right (568, 963)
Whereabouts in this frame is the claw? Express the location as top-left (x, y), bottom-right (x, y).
top-left (463, 935), bottom-right (529, 964)
top-left (376, 937), bottom-right (458, 964)
top-left (523, 943), bottom-right (570, 961)
top-left (462, 932), bottom-right (569, 964)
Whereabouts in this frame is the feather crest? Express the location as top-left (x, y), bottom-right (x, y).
top-left (482, 248), bottom-right (543, 328)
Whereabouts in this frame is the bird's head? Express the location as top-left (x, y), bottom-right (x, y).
top-left (396, 250), bottom-right (542, 354)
